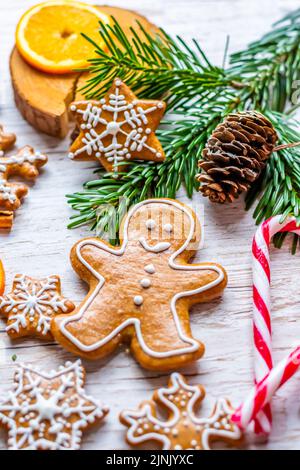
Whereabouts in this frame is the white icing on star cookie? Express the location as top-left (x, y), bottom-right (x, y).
top-left (69, 79), bottom-right (165, 172)
top-left (0, 275), bottom-right (74, 337)
top-left (0, 360), bottom-right (108, 450)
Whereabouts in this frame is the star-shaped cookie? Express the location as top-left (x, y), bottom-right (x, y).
top-left (0, 360), bottom-right (109, 450)
top-left (0, 274), bottom-right (75, 339)
top-left (69, 78), bottom-right (166, 172)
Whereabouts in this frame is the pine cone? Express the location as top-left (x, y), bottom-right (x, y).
top-left (196, 111), bottom-right (278, 203)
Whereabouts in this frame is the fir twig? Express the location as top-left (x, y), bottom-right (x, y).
top-left (80, 17), bottom-right (232, 109)
top-left (229, 8), bottom-right (300, 112)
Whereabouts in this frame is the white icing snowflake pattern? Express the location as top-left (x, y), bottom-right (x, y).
top-left (0, 361), bottom-right (108, 450)
top-left (120, 373), bottom-right (241, 450)
top-left (69, 78), bottom-right (165, 171)
top-left (0, 275), bottom-right (74, 336)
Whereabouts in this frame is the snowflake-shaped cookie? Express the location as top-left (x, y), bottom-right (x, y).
top-left (0, 360), bottom-right (109, 450)
top-left (120, 373), bottom-right (242, 450)
top-left (0, 275), bottom-right (75, 339)
top-left (69, 78), bottom-right (166, 172)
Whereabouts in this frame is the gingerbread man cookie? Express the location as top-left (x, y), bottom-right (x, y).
top-left (69, 78), bottom-right (166, 172)
top-left (0, 360), bottom-right (108, 450)
top-left (0, 275), bottom-right (75, 339)
top-left (52, 198), bottom-right (227, 370)
top-left (120, 373), bottom-right (241, 450)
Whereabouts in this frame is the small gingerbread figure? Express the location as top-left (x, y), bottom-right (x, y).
top-left (69, 78), bottom-right (166, 172)
top-left (0, 275), bottom-right (75, 339)
top-left (52, 198), bottom-right (227, 370)
top-left (120, 373), bottom-right (242, 450)
top-left (0, 146), bottom-right (48, 228)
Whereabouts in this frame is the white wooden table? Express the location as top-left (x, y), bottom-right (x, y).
top-left (1, 0), bottom-right (300, 451)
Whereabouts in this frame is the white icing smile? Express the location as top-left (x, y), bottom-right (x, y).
top-left (139, 237), bottom-right (171, 253)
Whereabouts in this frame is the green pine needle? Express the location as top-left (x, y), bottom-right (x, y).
top-left (229, 8), bottom-right (300, 112)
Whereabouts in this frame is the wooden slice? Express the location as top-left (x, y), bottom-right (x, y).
top-left (10, 6), bottom-right (159, 138)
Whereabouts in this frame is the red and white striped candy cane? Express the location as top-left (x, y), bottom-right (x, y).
top-left (232, 345), bottom-right (300, 430)
top-left (250, 215), bottom-right (300, 434)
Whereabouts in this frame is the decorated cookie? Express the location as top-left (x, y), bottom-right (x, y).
top-left (69, 78), bottom-right (166, 172)
top-left (52, 198), bottom-right (227, 370)
top-left (0, 145), bottom-right (48, 181)
top-left (0, 360), bottom-right (108, 450)
top-left (0, 125), bottom-right (16, 152)
top-left (120, 373), bottom-right (241, 450)
top-left (0, 146), bottom-right (48, 229)
top-left (0, 275), bottom-right (75, 339)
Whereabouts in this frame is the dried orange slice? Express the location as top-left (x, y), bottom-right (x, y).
top-left (16, 1), bottom-right (109, 74)
top-left (0, 260), bottom-right (5, 296)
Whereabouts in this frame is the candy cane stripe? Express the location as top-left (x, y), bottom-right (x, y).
top-left (253, 326), bottom-right (273, 370)
top-left (232, 216), bottom-right (300, 433)
top-left (253, 286), bottom-right (271, 333)
top-left (252, 239), bottom-right (270, 282)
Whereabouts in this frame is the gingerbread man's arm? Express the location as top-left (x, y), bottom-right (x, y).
top-left (168, 260), bottom-right (227, 305)
top-left (71, 238), bottom-right (125, 284)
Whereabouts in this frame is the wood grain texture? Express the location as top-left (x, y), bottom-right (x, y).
top-left (0, 0), bottom-right (300, 451)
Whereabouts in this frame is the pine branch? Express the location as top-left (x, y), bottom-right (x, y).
top-left (229, 9), bottom-right (300, 112)
top-left (80, 17), bottom-right (232, 109)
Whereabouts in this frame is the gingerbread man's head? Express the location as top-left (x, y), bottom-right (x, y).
top-left (121, 199), bottom-right (201, 258)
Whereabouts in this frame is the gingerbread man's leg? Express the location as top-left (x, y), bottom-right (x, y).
top-left (130, 299), bottom-right (204, 370)
top-left (130, 264), bottom-right (227, 371)
top-left (52, 283), bottom-right (131, 360)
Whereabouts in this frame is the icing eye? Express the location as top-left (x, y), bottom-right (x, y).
top-left (146, 219), bottom-right (156, 230)
top-left (163, 223), bottom-right (173, 233)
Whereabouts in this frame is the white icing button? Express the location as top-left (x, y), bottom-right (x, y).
top-left (163, 223), bottom-right (173, 233)
top-left (144, 264), bottom-right (155, 274)
top-left (145, 219), bottom-right (156, 230)
top-left (134, 295), bottom-right (143, 306)
top-left (140, 278), bottom-right (151, 288)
